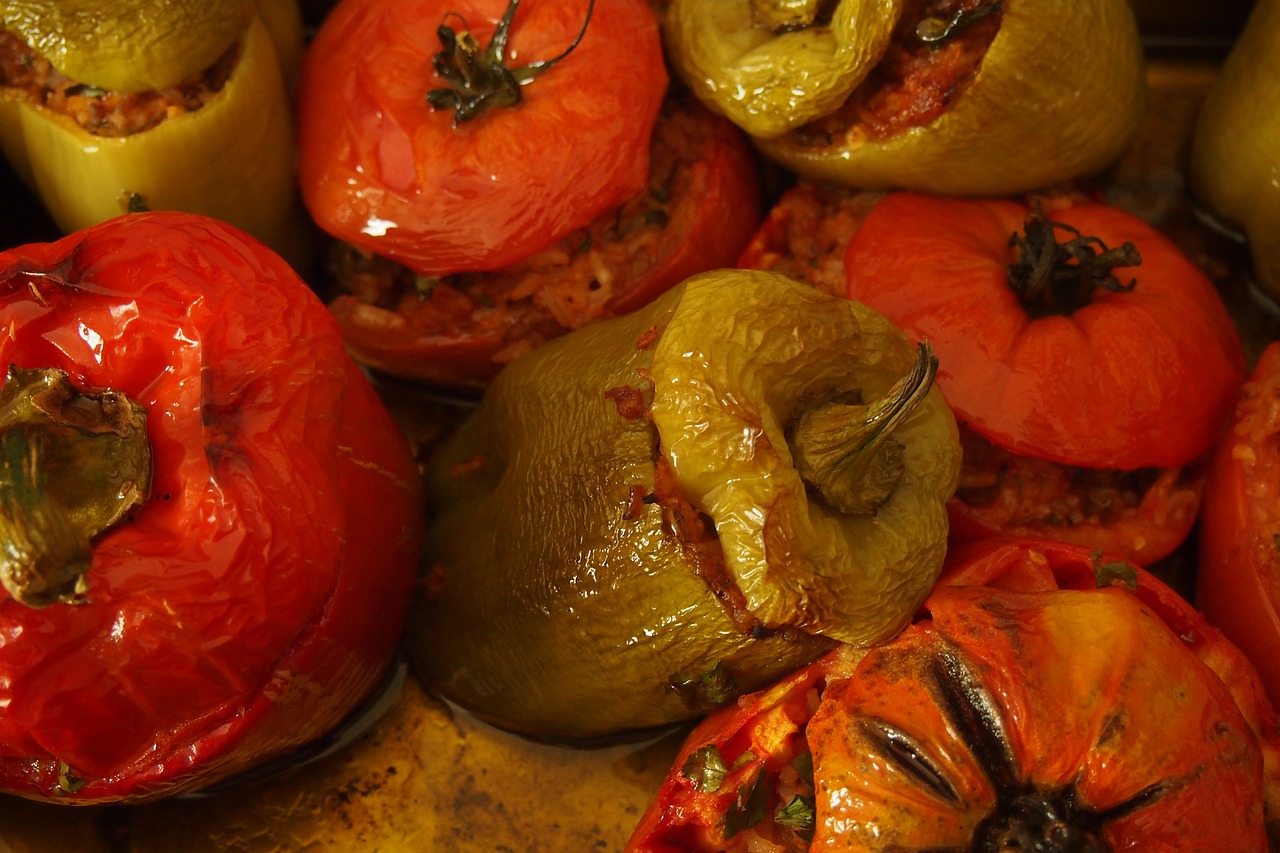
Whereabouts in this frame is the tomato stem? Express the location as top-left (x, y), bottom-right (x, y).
top-left (0, 366), bottom-right (151, 607)
top-left (1008, 207), bottom-right (1142, 317)
top-left (789, 341), bottom-right (938, 514)
top-left (426, 0), bottom-right (596, 125)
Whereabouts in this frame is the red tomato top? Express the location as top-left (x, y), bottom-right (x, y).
top-left (844, 193), bottom-right (1246, 470)
top-left (297, 0), bottom-right (669, 276)
top-left (0, 213), bottom-right (424, 801)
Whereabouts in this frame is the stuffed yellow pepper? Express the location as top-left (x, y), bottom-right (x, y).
top-left (0, 0), bottom-right (306, 264)
top-left (1187, 0), bottom-right (1280, 305)
top-left (664, 0), bottom-right (1146, 196)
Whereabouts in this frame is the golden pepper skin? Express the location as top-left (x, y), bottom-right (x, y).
top-left (664, 0), bottom-right (902, 139)
top-left (410, 269), bottom-right (960, 741)
top-left (0, 2), bottom-right (307, 266)
top-left (671, 0), bottom-right (1145, 196)
top-left (1187, 0), bottom-right (1280, 305)
top-left (2, 0), bottom-right (258, 92)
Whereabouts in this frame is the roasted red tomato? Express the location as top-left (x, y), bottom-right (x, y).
top-left (298, 0), bottom-right (762, 390)
top-left (1199, 340), bottom-right (1280, 709)
top-left (0, 212), bottom-right (424, 802)
top-left (843, 192), bottom-right (1246, 565)
top-left (628, 538), bottom-right (1280, 851)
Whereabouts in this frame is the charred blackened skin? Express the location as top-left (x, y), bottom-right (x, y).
top-left (426, 0), bottom-right (596, 124)
top-left (857, 638), bottom-right (1170, 852)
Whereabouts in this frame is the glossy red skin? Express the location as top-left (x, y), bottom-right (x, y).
top-left (326, 100), bottom-right (764, 391)
top-left (1199, 341), bottom-right (1280, 709)
top-left (844, 192), bottom-right (1247, 470)
top-left (296, 0), bottom-right (668, 277)
top-left (628, 538), bottom-right (1280, 851)
top-left (0, 212), bottom-right (424, 802)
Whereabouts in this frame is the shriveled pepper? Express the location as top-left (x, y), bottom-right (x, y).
top-left (665, 0), bottom-right (1146, 196)
top-left (0, 0), bottom-right (308, 266)
top-left (409, 268), bottom-right (960, 741)
top-left (662, 0), bottom-right (902, 139)
top-left (1187, 0), bottom-right (1280, 305)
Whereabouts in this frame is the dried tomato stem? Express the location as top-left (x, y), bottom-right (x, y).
top-left (427, 0), bottom-right (596, 124)
top-left (789, 341), bottom-right (938, 514)
top-left (0, 366), bottom-right (151, 607)
top-left (1008, 208), bottom-right (1142, 317)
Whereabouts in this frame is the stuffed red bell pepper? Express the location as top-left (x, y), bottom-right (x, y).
top-left (0, 211), bottom-right (424, 802)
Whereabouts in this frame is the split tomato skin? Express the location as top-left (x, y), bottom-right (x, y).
top-left (296, 0), bottom-right (668, 276)
top-left (0, 212), bottom-right (425, 802)
top-left (1198, 341), bottom-right (1280, 709)
top-left (628, 538), bottom-right (1280, 851)
top-left (844, 192), bottom-right (1246, 471)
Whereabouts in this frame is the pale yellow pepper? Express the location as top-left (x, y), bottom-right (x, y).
top-left (1187, 0), bottom-right (1280, 304)
top-left (672, 0), bottom-right (1146, 196)
top-left (0, 1), bottom-right (307, 265)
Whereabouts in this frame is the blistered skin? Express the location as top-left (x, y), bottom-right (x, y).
top-left (0, 212), bottom-right (424, 802)
top-left (627, 539), bottom-right (1280, 851)
top-left (296, 0), bottom-right (668, 277)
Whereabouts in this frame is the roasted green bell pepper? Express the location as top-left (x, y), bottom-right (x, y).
top-left (0, 0), bottom-right (306, 265)
top-left (1188, 0), bottom-right (1280, 305)
top-left (666, 0), bottom-right (1146, 196)
top-left (410, 269), bottom-right (960, 741)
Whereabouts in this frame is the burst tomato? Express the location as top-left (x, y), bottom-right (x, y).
top-left (628, 538), bottom-right (1280, 851)
top-left (0, 212), bottom-right (424, 802)
top-left (843, 192), bottom-right (1246, 564)
top-left (1199, 340), bottom-right (1280, 709)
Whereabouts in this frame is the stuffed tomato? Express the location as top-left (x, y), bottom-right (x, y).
top-left (298, 0), bottom-right (762, 390)
top-left (627, 538), bottom-right (1280, 851)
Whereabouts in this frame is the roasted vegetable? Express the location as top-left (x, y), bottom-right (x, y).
top-left (410, 268), bottom-right (960, 740)
top-left (663, 0), bottom-right (1145, 195)
top-left (0, 0), bottom-right (307, 266)
top-left (1198, 340), bottom-right (1280, 709)
top-left (843, 192), bottom-right (1246, 565)
top-left (300, 0), bottom-right (766, 390)
top-left (0, 211), bottom-right (424, 802)
top-left (628, 538), bottom-right (1280, 851)
top-left (1187, 0), bottom-right (1280, 304)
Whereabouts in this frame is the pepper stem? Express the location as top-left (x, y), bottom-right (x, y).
top-left (426, 0), bottom-right (596, 125)
top-left (1007, 206), bottom-right (1142, 317)
top-left (789, 341), bottom-right (938, 515)
top-left (0, 366), bottom-right (151, 607)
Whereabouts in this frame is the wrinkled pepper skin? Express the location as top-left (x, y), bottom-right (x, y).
top-left (410, 269), bottom-right (960, 740)
top-left (2, 0), bottom-right (257, 92)
top-left (0, 3), bottom-right (308, 267)
top-left (0, 212), bottom-right (424, 803)
top-left (1188, 0), bottom-right (1280, 305)
top-left (663, 0), bottom-right (901, 139)
top-left (738, 0), bottom-right (1145, 195)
